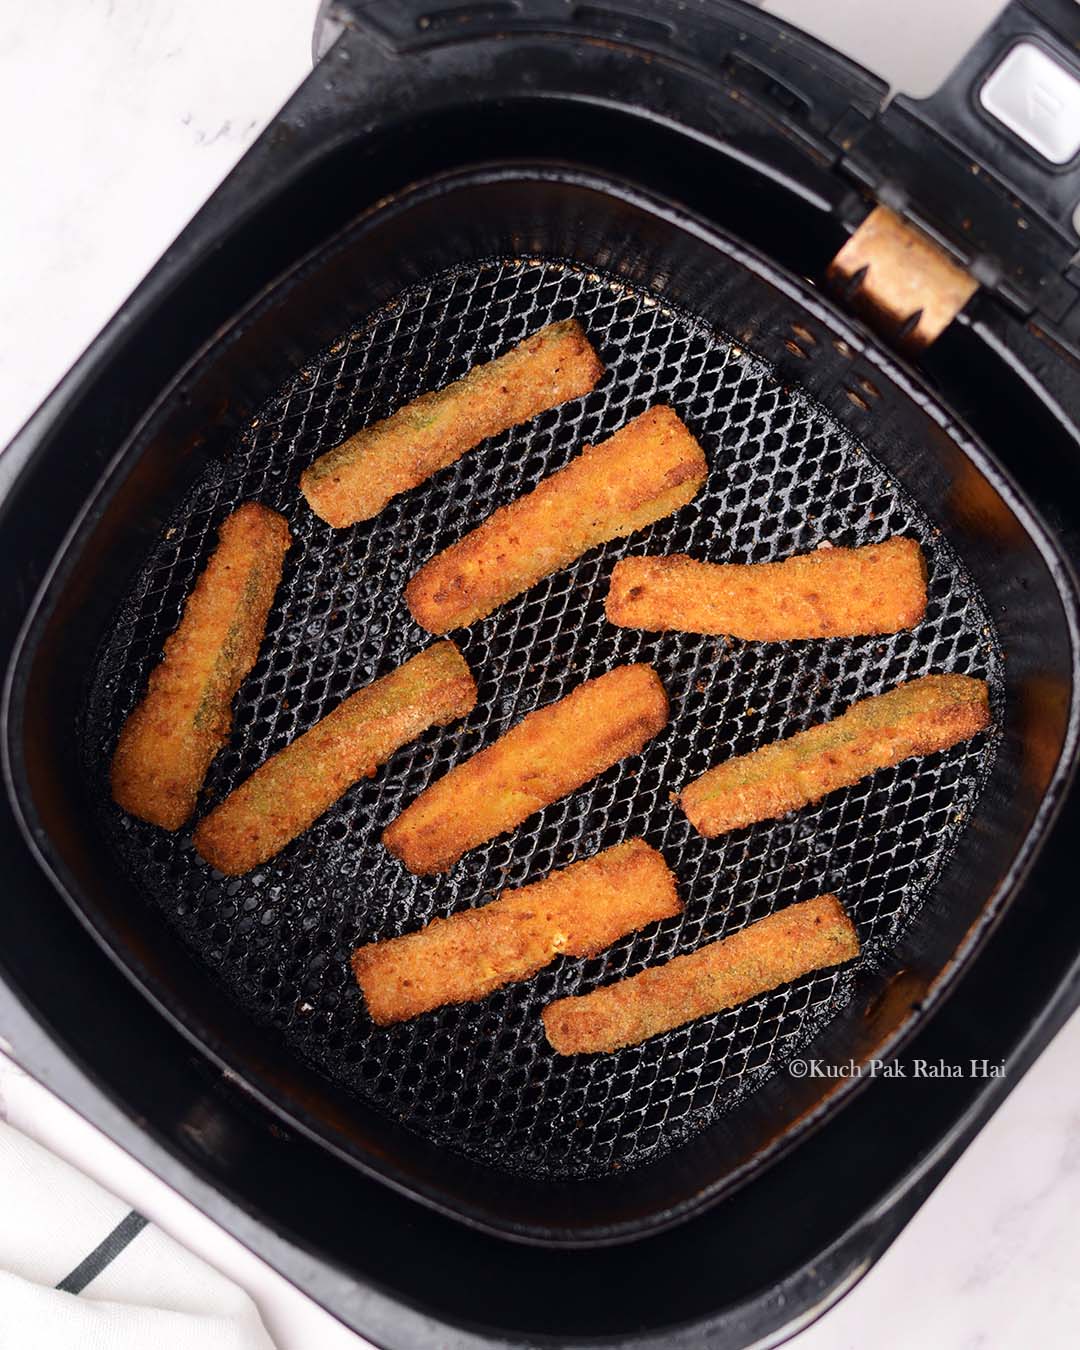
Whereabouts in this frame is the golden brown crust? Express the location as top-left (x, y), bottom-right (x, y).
top-left (680, 673), bottom-right (990, 838)
top-left (353, 838), bottom-right (681, 1024)
top-left (606, 537), bottom-right (927, 639)
top-left (542, 893), bottom-right (859, 1054)
top-left (382, 664), bottom-right (669, 874)
top-left (193, 642), bottom-right (476, 875)
top-left (405, 405), bottom-right (708, 634)
top-left (110, 502), bottom-right (291, 831)
top-left (300, 319), bottom-right (603, 527)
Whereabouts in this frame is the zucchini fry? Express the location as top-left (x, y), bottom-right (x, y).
top-left (383, 663), bottom-right (669, 874)
top-left (543, 893), bottom-right (859, 1055)
top-left (353, 839), bottom-right (680, 1024)
top-left (681, 673), bottom-right (990, 838)
top-left (193, 642), bottom-right (476, 875)
top-left (606, 537), bottom-right (927, 639)
top-left (110, 502), bottom-right (290, 830)
top-left (406, 405), bottom-right (708, 634)
top-left (300, 319), bottom-right (603, 527)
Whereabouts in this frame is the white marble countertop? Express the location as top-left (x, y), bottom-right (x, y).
top-left (2, 2), bottom-right (1077, 1347)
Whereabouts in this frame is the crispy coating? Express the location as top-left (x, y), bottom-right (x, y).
top-left (353, 839), bottom-right (681, 1024)
top-left (300, 319), bottom-right (603, 527)
top-left (193, 642), bottom-right (476, 875)
top-left (383, 664), bottom-right (669, 874)
top-left (606, 537), bottom-right (927, 639)
top-left (110, 502), bottom-right (290, 830)
top-left (681, 673), bottom-right (990, 838)
top-left (543, 893), bottom-right (859, 1055)
top-left (406, 405), bottom-right (708, 634)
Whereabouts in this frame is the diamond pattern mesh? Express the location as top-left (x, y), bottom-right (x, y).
top-left (83, 258), bottom-right (1001, 1178)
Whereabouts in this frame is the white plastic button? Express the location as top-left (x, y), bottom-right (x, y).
top-left (980, 41), bottom-right (1080, 165)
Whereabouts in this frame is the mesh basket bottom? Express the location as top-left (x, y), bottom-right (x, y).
top-left (84, 257), bottom-right (1001, 1180)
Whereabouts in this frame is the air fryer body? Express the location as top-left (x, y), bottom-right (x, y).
top-left (2, 3), bottom-right (1080, 1346)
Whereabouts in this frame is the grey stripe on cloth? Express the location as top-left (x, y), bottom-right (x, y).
top-left (55, 1210), bottom-right (149, 1295)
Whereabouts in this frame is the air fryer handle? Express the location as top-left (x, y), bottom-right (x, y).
top-left (890, 0), bottom-right (1080, 242)
top-left (320, 0), bottom-right (1080, 247)
top-left (319, 0), bottom-right (763, 53)
top-left (316, 0), bottom-right (1080, 357)
top-left (316, 0), bottom-right (889, 174)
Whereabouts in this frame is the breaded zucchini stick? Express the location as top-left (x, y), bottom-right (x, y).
top-left (110, 502), bottom-right (290, 830)
top-left (681, 673), bottom-right (990, 838)
top-left (300, 319), bottom-right (603, 527)
top-left (383, 663), bottom-right (669, 874)
top-left (193, 642), bottom-right (476, 875)
top-left (406, 405), bottom-right (708, 634)
top-left (353, 838), bottom-right (680, 1024)
top-left (606, 537), bottom-right (927, 639)
top-left (543, 893), bottom-right (859, 1054)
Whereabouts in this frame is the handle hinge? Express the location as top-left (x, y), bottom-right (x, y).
top-left (827, 206), bottom-right (980, 350)
top-left (834, 0), bottom-right (1080, 361)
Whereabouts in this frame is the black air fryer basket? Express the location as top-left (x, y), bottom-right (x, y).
top-left (3, 1), bottom-right (1080, 1345)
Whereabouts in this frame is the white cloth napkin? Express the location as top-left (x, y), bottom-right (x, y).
top-left (0, 1120), bottom-right (276, 1350)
